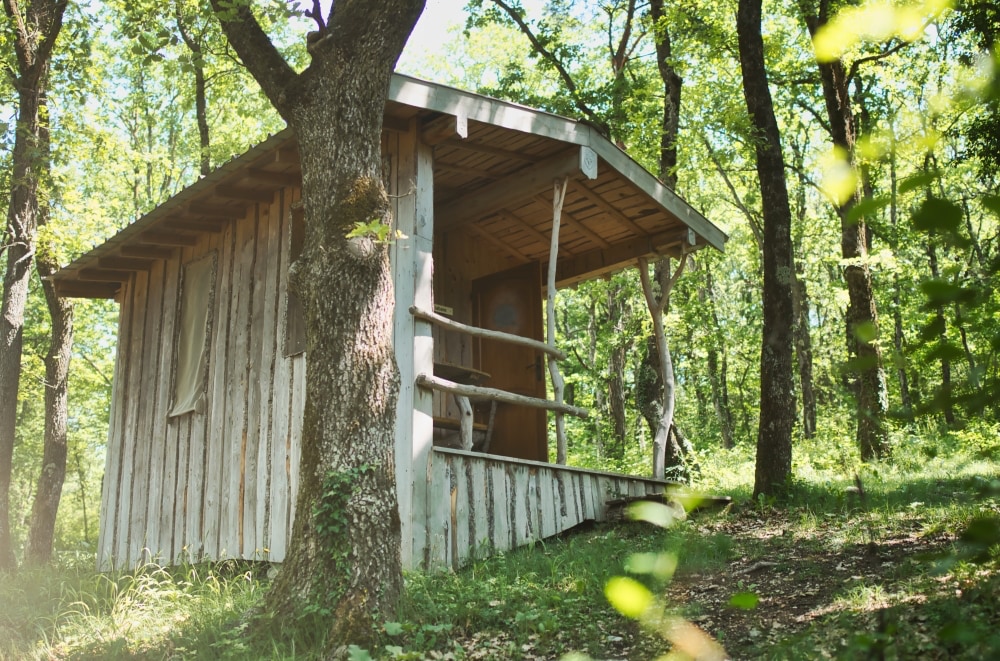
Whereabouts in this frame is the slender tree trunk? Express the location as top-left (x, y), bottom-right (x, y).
top-left (737, 0), bottom-right (796, 497)
top-left (211, 0), bottom-right (424, 649)
top-left (801, 3), bottom-right (889, 460)
top-left (23, 85), bottom-right (74, 566)
top-left (701, 262), bottom-right (735, 448)
top-left (635, 4), bottom-right (691, 476)
top-left (25, 265), bottom-right (74, 565)
top-left (926, 240), bottom-right (956, 425)
top-left (792, 266), bottom-right (817, 438)
top-left (175, 5), bottom-right (211, 176)
top-left (0, 0), bottom-right (68, 573)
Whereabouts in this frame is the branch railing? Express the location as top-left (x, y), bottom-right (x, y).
top-left (410, 304), bottom-right (587, 457)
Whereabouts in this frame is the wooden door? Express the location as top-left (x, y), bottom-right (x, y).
top-left (472, 263), bottom-right (548, 461)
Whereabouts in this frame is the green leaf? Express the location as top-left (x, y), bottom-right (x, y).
top-left (605, 577), bottom-right (653, 619)
top-left (384, 621), bottom-right (404, 636)
top-left (912, 197), bottom-right (962, 235)
top-left (982, 195), bottom-right (1000, 218)
top-left (728, 591), bottom-right (760, 610)
top-left (846, 195), bottom-right (890, 226)
top-left (898, 171), bottom-right (940, 195)
top-left (920, 279), bottom-right (975, 305)
top-left (853, 321), bottom-right (878, 344)
top-left (624, 551), bottom-right (677, 580)
top-left (627, 501), bottom-right (681, 528)
top-left (347, 645), bottom-right (373, 661)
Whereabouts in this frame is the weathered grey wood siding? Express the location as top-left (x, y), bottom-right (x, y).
top-left (421, 447), bottom-right (668, 570)
top-left (96, 187), bottom-right (306, 570)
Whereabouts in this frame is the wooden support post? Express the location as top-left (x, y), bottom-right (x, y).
top-left (456, 395), bottom-right (474, 451)
top-left (548, 178), bottom-right (569, 464)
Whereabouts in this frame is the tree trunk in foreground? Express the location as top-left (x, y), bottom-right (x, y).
top-left (210, 0), bottom-right (423, 651)
top-left (737, 0), bottom-right (796, 497)
top-left (0, 0), bottom-right (68, 573)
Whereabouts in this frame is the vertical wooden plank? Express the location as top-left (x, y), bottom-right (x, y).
top-left (172, 413), bottom-right (192, 563)
top-left (256, 195), bottom-right (282, 560)
top-left (223, 209), bottom-right (255, 559)
top-left (204, 223), bottom-right (236, 561)
top-left (243, 203), bottom-right (268, 560)
top-left (453, 455), bottom-right (470, 568)
top-left (397, 126), bottom-right (435, 570)
top-left (513, 465), bottom-right (531, 546)
top-left (136, 263), bottom-right (165, 565)
top-left (146, 257), bottom-right (177, 563)
top-left (539, 468), bottom-right (556, 538)
top-left (427, 450), bottom-right (450, 569)
top-left (491, 460), bottom-right (511, 553)
top-left (268, 189), bottom-right (293, 562)
top-left (119, 270), bottom-right (148, 567)
top-left (470, 458), bottom-right (489, 558)
top-left (287, 353), bottom-right (305, 541)
top-left (97, 277), bottom-right (133, 571)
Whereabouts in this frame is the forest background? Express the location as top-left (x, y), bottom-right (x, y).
top-left (1, 0), bottom-right (998, 572)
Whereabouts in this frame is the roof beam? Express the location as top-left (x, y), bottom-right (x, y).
top-left (437, 146), bottom-right (598, 230)
top-left (77, 268), bottom-right (131, 282)
top-left (382, 115), bottom-right (411, 134)
top-left (468, 223), bottom-right (532, 264)
top-left (52, 279), bottom-right (121, 299)
top-left (139, 231), bottom-right (199, 247)
top-left (532, 193), bottom-right (610, 249)
top-left (120, 244), bottom-right (176, 259)
top-left (422, 111), bottom-right (468, 146)
top-left (568, 179), bottom-right (650, 237)
top-left (98, 256), bottom-right (154, 271)
top-left (244, 168), bottom-right (301, 187)
top-left (215, 184), bottom-right (276, 204)
top-left (439, 138), bottom-right (536, 162)
top-left (552, 228), bottom-right (700, 288)
top-left (496, 209), bottom-right (575, 256)
top-left (188, 202), bottom-right (244, 220)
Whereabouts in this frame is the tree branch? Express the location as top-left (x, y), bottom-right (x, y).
top-left (208, 0), bottom-right (298, 118)
top-left (489, 0), bottom-right (604, 127)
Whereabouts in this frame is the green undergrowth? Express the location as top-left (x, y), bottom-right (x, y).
top-left (1, 423), bottom-right (998, 660)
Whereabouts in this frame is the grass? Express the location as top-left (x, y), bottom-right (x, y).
top-left (1, 424), bottom-right (999, 660)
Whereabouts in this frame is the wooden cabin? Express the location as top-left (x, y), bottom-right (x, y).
top-left (52, 75), bottom-right (726, 572)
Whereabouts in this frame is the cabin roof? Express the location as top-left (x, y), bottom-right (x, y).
top-left (52, 74), bottom-right (727, 298)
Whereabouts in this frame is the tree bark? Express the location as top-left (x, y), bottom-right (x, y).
top-left (792, 266), bottom-right (817, 438)
top-left (0, 0), bottom-right (68, 573)
top-left (25, 262), bottom-right (74, 566)
top-left (210, 0), bottom-right (423, 651)
top-left (702, 262), bottom-right (735, 449)
top-left (737, 0), bottom-right (796, 497)
top-left (175, 2), bottom-right (211, 176)
top-left (801, 1), bottom-right (889, 460)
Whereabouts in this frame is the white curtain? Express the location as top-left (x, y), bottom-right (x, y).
top-left (169, 253), bottom-right (216, 416)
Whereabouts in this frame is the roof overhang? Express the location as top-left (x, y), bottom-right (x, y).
top-left (52, 74), bottom-right (727, 298)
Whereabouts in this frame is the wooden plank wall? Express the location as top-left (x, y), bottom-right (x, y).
top-left (97, 186), bottom-right (307, 571)
top-left (422, 447), bottom-right (668, 570)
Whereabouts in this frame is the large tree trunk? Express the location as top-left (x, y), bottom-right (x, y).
top-left (210, 0), bottom-right (423, 650)
top-left (801, 2), bottom-right (889, 460)
top-left (737, 0), bottom-right (796, 497)
top-left (0, 0), bottom-right (68, 573)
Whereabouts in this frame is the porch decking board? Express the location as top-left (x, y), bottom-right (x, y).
top-left (429, 448), bottom-right (672, 570)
